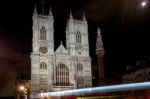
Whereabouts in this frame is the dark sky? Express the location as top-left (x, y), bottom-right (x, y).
top-left (0, 0), bottom-right (150, 96)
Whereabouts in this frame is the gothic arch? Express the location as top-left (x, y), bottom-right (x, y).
top-left (76, 31), bottom-right (81, 43)
top-left (40, 62), bottom-right (47, 69)
top-left (77, 63), bottom-right (83, 71)
top-left (40, 26), bottom-right (46, 40)
top-left (55, 63), bottom-right (69, 86)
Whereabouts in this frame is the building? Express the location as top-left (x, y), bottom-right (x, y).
top-left (122, 59), bottom-right (150, 99)
top-left (123, 60), bottom-right (150, 83)
top-left (30, 5), bottom-right (92, 92)
top-left (96, 28), bottom-right (105, 86)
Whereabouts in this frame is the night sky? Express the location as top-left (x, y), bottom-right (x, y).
top-left (0, 0), bottom-right (150, 96)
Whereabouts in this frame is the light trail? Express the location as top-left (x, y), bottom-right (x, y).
top-left (30, 82), bottom-right (150, 98)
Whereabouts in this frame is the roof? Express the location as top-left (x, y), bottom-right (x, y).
top-left (55, 43), bottom-right (68, 55)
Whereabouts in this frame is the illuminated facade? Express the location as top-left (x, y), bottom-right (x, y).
top-left (30, 5), bottom-right (92, 92)
top-left (96, 28), bottom-right (105, 86)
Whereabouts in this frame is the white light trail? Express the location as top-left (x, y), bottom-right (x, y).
top-left (30, 82), bottom-right (150, 98)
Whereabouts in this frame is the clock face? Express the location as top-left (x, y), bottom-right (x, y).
top-left (39, 47), bottom-right (48, 53)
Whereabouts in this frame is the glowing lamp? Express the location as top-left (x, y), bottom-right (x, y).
top-left (141, 1), bottom-right (147, 7)
top-left (20, 86), bottom-right (25, 91)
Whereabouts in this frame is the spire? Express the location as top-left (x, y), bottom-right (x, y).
top-left (96, 28), bottom-right (104, 52)
top-left (49, 7), bottom-right (53, 18)
top-left (69, 11), bottom-right (73, 19)
top-left (97, 28), bottom-right (101, 38)
top-left (34, 4), bottom-right (37, 14)
top-left (96, 28), bottom-right (105, 86)
top-left (60, 41), bottom-right (62, 45)
top-left (83, 12), bottom-right (86, 21)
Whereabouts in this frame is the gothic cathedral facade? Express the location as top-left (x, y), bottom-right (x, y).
top-left (31, 6), bottom-right (92, 92)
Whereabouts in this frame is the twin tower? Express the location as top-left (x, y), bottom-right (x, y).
top-left (31, 6), bottom-right (92, 92)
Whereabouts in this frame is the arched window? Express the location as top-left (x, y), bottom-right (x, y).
top-left (77, 63), bottom-right (83, 71)
top-left (40, 26), bottom-right (46, 40)
top-left (76, 31), bottom-right (81, 43)
top-left (40, 62), bottom-right (47, 69)
top-left (55, 64), bottom-right (69, 86)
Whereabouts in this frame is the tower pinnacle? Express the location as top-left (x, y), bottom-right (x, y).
top-left (49, 7), bottom-right (53, 18)
top-left (69, 11), bottom-right (73, 19)
top-left (60, 41), bottom-right (62, 45)
top-left (83, 12), bottom-right (86, 21)
top-left (34, 4), bottom-right (37, 14)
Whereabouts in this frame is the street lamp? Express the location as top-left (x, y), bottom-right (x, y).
top-left (19, 85), bottom-right (27, 99)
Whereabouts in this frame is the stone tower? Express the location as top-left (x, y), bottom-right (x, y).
top-left (31, 4), bottom-right (92, 92)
